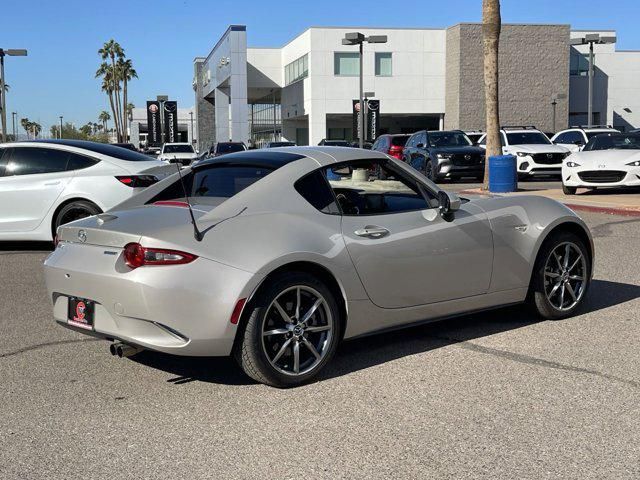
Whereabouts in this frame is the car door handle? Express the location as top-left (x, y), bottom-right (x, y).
top-left (354, 226), bottom-right (389, 239)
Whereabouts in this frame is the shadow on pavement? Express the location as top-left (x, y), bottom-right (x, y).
top-left (0, 241), bottom-right (54, 253)
top-left (130, 279), bottom-right (640, 387)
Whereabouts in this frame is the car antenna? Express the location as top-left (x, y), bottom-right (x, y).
top-left (174, 163), bottom-right (204, 242)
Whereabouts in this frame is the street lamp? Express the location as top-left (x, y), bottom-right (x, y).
top-left (11, 111), bottom-right (17, 141)
top-left (341, 32), bottom-right (387, 148)
top-left (189, 111), bottom-right (194, 145)
top-left (570, 34), bottom-right (616, 127)
top-left (0, 48), bottom-right (28, 143)
top-left (551, 93), bottom-right (567, 132)
top-left (59, 116), bottom-right (63, 139)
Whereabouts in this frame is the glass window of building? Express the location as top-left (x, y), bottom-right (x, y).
top-left (334, 52), bottom-right (360, 76)
top-left (375, 52), bottom-right (392, 76)
top-left (284, 54), bottom-right (309, 86)
top-left (570, 51), bottom-right (592, 76)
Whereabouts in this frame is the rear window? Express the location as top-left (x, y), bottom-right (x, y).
top-left (164, 144), bottom-right (194, 154)
top-left (391, 136), bottom-right (409, 147)
top-left (217, 143), bottom-right (246, 154)
top-left (192, 166), bottom-right (272, 198)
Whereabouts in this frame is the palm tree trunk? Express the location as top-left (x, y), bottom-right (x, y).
top-left (482, 0), bottom-right (501, 190)
top-left (110, 54), bottom-right (123, 142)
top-left (107, 91), bottom-right (119, 142)
top-left (122, 78), bottom-right (128, 142)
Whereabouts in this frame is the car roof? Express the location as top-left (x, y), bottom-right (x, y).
top-left (195, 146), bottom-right (387, 169)
top-left (1, 139), bottom-right (153, 161)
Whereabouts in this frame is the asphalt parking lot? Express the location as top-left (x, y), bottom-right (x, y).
top-left (1, 210), bottom-right (639, 479)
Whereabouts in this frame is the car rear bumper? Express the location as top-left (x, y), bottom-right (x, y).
top-left (44, 242), bottom-right (261, 356)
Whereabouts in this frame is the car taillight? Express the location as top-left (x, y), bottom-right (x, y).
top-left (115, 175), bottom-right (159, 188)
top-left (388, 145), bottom-right (404, 159)
top-left (123, 242), bottom-right (197, 269)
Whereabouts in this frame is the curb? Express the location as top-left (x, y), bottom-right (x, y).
top-left (459, 189), bottom-right (640, 217)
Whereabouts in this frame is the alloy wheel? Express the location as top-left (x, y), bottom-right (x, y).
top-left (261, 285), bottom-right (334, 376)
top-left (543, 242), bottom-right (587, 311)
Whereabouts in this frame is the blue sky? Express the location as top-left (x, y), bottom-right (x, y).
top-left (4, 0), bottom-right (640, 134)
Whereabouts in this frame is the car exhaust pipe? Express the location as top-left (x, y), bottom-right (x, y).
top-left (110, 342), bottom-right (142, 358)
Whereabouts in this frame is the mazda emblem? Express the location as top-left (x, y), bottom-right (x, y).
top-left (547, 153), bottom-right (553, 159)
top-left (78, 230), bottom-right (87, 243)
top-left (464, 154), bottom-right (471, 160)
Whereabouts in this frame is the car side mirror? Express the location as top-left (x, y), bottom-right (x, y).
top-left (573, 140), bottom-right (584, 146)
top-left (438, 191), bottom-right (461, 217)
top-left (416, 143), bottom-right (424, 149)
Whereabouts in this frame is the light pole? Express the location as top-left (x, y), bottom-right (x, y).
top-left (189, 111), bottom-right (194, 145)
top-left (0, 48), bottom-right (28, 143)
top-left (570, 34), bottom-right (616, 127)
top-left (341, 33), bottom-right (387, 148)
top-left (11, 111), bottom-right (17, 140)
top-left (59, 116), bottom-right (63, 139)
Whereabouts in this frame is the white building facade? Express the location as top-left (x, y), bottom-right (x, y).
top-left (193, 25), bottom-right (640, 150)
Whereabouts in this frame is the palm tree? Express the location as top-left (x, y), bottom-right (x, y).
top-left (482, 0), bottom-right (502, 190)
top-left (21, 117), bottom-right (30, 139)
top-left (98, 40), bottom-right (125, 141)
top-left (98, 110), bottom-right (111, 133)
top-left (96, 63), bottom-right (120, 139)
top-left (118, 59), bottom-right (137, 142)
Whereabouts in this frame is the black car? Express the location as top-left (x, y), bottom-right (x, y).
top-left (112, 143), bottom-right (138, 151)
top-left (208, 142), bottom-right (247, 156)
top-left (318, 139), bottom-right (351, 147)
top-left (402, 130), bottom-right (485, 182)
top-left (264, 141), bottom-right (296, 148)
top-left (349, 140), bottom-right (373, 149)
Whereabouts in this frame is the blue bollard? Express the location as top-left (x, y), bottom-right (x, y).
top-left (488, 154), bottom-right (518, 193)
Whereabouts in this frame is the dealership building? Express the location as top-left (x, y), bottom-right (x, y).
top-left (192, 24), bottom-right (640, 150)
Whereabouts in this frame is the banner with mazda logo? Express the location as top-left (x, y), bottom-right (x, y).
top-left (146, 101), bottom-right (161, 146)
top-left (352, 99), bottom-right (380, 143)
top-left (163, 101), bottom-right (178, 143)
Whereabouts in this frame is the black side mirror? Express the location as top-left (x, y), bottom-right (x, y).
top-left (416, 143), bottom-right (424, 149)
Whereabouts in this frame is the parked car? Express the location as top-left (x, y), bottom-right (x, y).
top-left (264, 141), bottom-right (296, 148)
top-left (143, 146), bottom-right (161, 158)
top-left (464, 131), bottom-right (485, 145)
top-left (349, 140), bottom-right (373, 149)
top-left (158, 142), bottom-right (199, 166)
top-left (477, 126), bottom-right (570, 179)
top-left (318, 139), bottom-right (350, 147)
top-left (402, 130), bottom-right (485, 182)
top-left (551, 126), bottom-right (619, 153)
top-left (0, 140), bottom-right (174, 241)
top-left (45, 147), bottom-right (593, 387)
top-left (209, 142), bottom-right (247, 157)
top-left (561, 132), bottom-right (640, 194)
top-left (371, 134), bottom-right (411, 160)
top-left (111, 143), bottom-right (138, 152)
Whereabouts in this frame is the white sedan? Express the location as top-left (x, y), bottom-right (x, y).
top-left (0, 140), bottom-right (174, 241)
top-left (562, 132), bottom-right (640, 194)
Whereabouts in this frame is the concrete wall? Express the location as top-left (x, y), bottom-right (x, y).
top-left (445, 24), bottom-right (570, 132)
top-left (194, 58), bottom-right (215, 151)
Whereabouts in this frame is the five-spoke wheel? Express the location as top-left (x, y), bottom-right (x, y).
top-left (235, 272), bottom-right (341, 387)
top-left (529, 231), bottom-right (591, 319)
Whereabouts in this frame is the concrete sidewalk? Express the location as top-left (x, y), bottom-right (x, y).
top-left (460, 186), bottom-right (640, 216)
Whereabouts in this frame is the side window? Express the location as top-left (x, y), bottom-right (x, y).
top-left (562, 131), bottom-right (584, 144)
top-left (294, 170), bottom-right (340, 214)
top-left (406, 134), bottom-right (417, 148)
top-left (418, 132), bottom-right (427, 147)
top-left (324, 159), bottom-right (437, 216)
top-left (67, 152), bottom-right (99, 171)
top-left (0, 148), bottom-right (9, 177)
top-left (5, 147), bottom-right (69, 176)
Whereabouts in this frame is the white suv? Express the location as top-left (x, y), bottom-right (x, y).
top-left (0, 140), bottom-right (174, 241)
top-left (551, 126), bottom-right (620, 153)
top-left (478, 127), bottom-right (570, 179)
top-left (158, 142), bottom-right (198, 166)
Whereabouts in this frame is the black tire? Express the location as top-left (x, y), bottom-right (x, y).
top-left (424, 160), bottom-right (435, 181)
top-left (562, 184), bottom-right (577, 195)
top-left (528, 231), bottom-right (591, 320)
top-left (53, 200), bottom-right (101, 236)
top-left (234, 271), bottom-right (341, 387)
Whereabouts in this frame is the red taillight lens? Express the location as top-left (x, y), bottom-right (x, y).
top-left (388, 145), bottom-right (404, 160)
top-left (229, 298), bottom-right (247, 325)
top-left (123, 242), bottom-right (197, 269)
top-left (116, 175), bottom-right (159, 188)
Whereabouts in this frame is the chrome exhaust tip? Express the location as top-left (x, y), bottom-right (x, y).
top-left (116, 343), bottom-right (142, 358)
top-left (109, 342), bottom-right (119, 356)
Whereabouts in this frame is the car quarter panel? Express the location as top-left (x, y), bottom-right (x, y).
top-left (471, 195), bottom-right (592, 292)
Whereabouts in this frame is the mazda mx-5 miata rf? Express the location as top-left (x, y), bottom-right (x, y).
top-left (44, 147), bottom-right (594, 387)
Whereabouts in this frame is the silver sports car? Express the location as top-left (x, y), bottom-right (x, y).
top-left (44, 147), bottom-right (594, 387)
